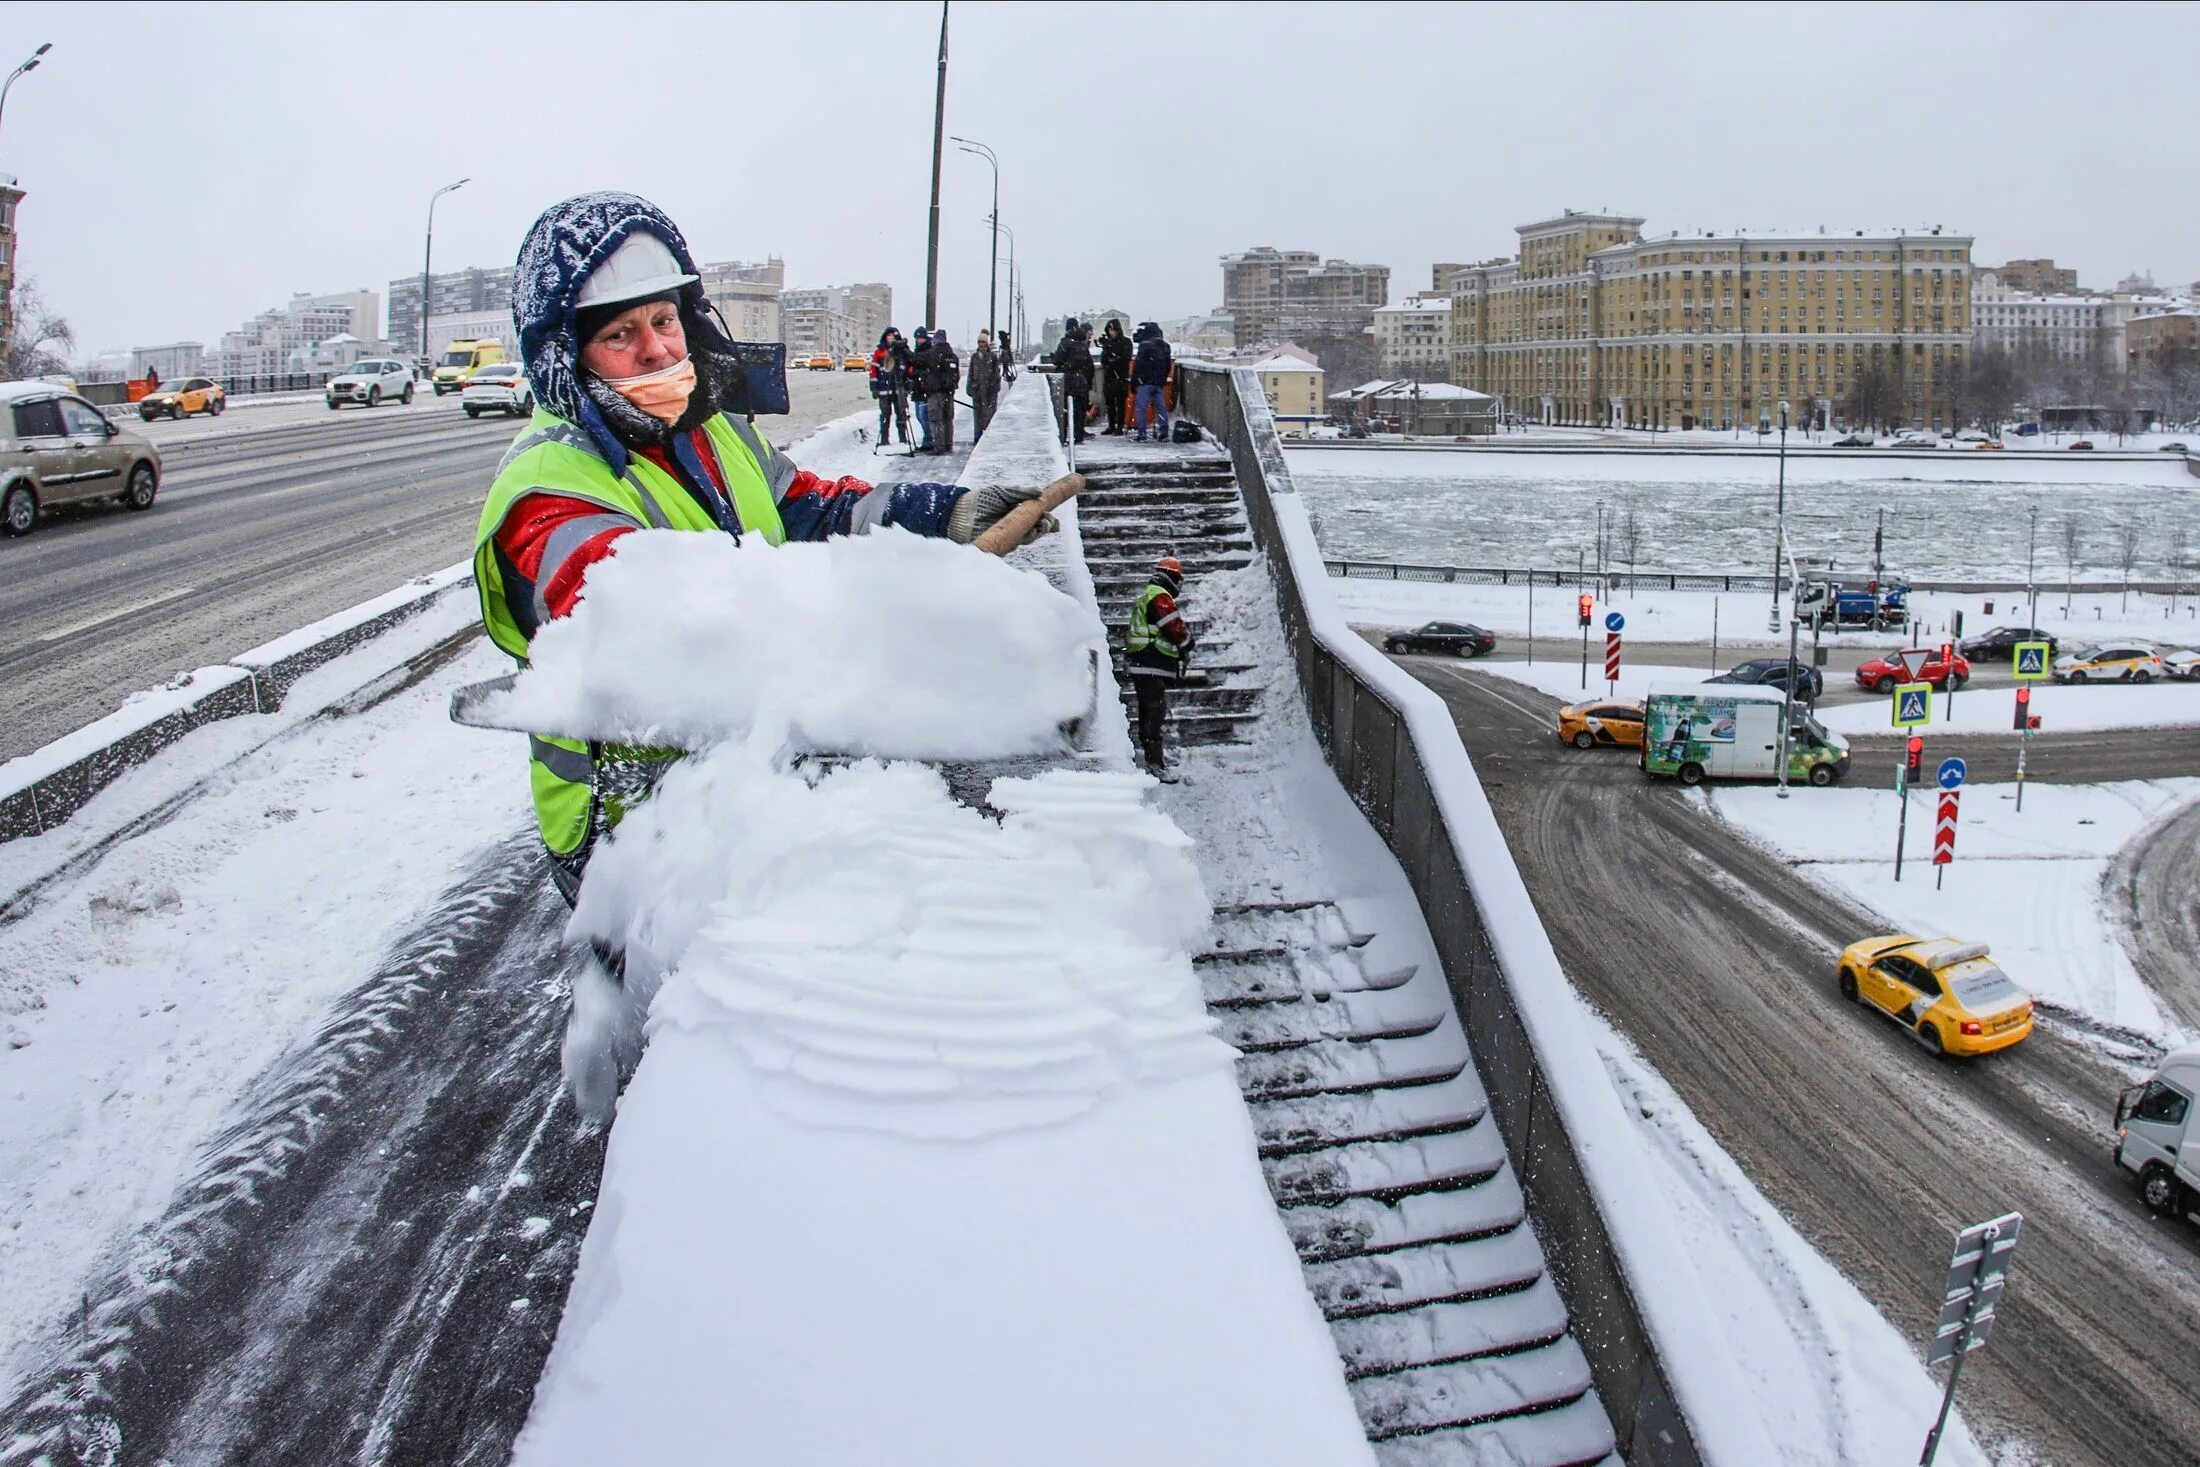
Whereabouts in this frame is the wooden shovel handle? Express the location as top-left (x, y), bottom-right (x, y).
top-left (974, 472), bottom-right (1086, 556)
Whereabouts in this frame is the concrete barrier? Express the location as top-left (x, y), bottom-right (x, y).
top-left (0, 565), bottom-right (477, 843)
top-left (1180, 361), bottom-right (1777, 1467)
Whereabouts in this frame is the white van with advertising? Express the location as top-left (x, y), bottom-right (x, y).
top-left (2114, 1042), bottom-right (2200, 1224)
top-left (1639, 684), bottom-right (1851, 787)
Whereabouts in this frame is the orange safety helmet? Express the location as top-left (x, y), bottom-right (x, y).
top-left (1155, 556), bottom-right (1183, 575)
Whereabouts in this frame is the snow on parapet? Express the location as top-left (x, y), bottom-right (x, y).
top-left (572, 752), bottom-right (1222, 1140)
top-left (482, 529), bottom-right (1105, 760)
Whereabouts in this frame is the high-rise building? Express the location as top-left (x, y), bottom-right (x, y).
top-left (699, 257), bottom-right (785, 343)
top-left (211, 296), bottom-right (360, 381)
top-left (387, 266), bottom-right (515, 348)
top-left (1372, 296), bottom-right (1453, 378)
top-left (779, 282), bottom-right (891, 355)
top-left (1220, 247), bottom-right (1389, 346)
top-left (1972, 270), bottom-right (2180, 369)
top-left (1448, 209), bottom-right (1976, 430)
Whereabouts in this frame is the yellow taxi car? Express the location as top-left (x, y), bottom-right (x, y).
top-left (138, 376), bottom-right (226, 420)
top-left (2052, 643), bottom-right (2164, 683)
top-left (842, 355), bottom-right (868, 372)
top-left (1835, 936), bottom-right (2034, 1056)
top-left (1556, 699), bottom-right (1644, 750)
top-left (806, 354), bottom-right (836, 371)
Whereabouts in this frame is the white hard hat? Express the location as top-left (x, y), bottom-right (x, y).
top-left (574, 232), bottom-right (698, 311)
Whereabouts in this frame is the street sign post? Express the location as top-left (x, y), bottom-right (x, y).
top-left (1934, 790), bottom-right (1960, 887)
top-left (1603, 610), bottom-right (1623, 693)
top-left (1892, 683), bottom-right (1932, 728)
top-left (1937, 757), bottom-right (1967, 791)
top-left (1895, 735), bottom-right (1924, 880)
top-left (1940, 640), bottom-right (1958, 716)
top-left (1919, 1212), bottom-right (2024, 1466)
top-left (2013, 641), bottom-right (2050, 680)
top-left (1897, 646), bottom-right (1934, 682)
top-left (2012, 645), bottom-right (2047, 813)
top-left (1578, 594), bottom-right (1593, 689)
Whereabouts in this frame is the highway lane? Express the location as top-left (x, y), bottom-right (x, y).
top-left (1403, 653), bottom-right (2200, 1467)
top-left (0, 372), bottom-right (875, 762)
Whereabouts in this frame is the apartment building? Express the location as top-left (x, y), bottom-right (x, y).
top-left (1990, 258), bottom-right (2079, 294)
top-left (782, 291), bottom-right (857, 362)
top-left (1971, 270), bottom-right (2181, 368)
top-left (387, 266), bottom-right (515, 348)
top-left (2127, 308), bottom-right (2200, 374)
top-left (1246, 350), bottom-right (1326, 435)
top-left (130, 342), bottom-right (205, 381)
top-left (1372, 296), bottom-right (1454, 379)
top-left (699, 257), bottom-right (785, 343)
top-left (1220, 246), bottom-right (1390, 345)
top-left (0, 178), bottom-right (22, 350)
top-left (211, 298), bottom-right (360, 380)
top-left (1450, 209), bottom-right (1975, 430)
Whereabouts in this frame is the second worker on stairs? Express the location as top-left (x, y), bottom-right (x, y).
top-left (1125, 555), bottom-right (1195, 780)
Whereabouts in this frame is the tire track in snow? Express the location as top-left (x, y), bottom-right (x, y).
top-left (0, 833), bottom-right (602, 1467)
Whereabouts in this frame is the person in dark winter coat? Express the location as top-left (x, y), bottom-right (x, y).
top-left (909, 328), bottom-right (935, 450)
top-left (968, 329), bottom-right (1002, 442)
top-left (1132, 322), bottom-right (1173, 442)
top-left (868, 326), bottom-right (912, 447)
top-left (921, 326), bottom-right (961, 455)
top-left (1097, 319), bottom-right (1133, 435)
top-left (1052, 320), bottom-right (1092, 444)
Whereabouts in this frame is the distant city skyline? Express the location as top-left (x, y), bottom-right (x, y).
top-left (1, 3), bottom-right (2193, 360)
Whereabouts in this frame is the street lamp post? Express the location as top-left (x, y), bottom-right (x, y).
top-left (420, 178), bottom-right (469, 363)
top-left (992, 219), bottom-right (1016, 356)
top-left (0, 43), bottom-right (52, 151)
top-left (1773, 400), bottom-right (1796, 797)
top-left (1768, 399), bottom-right (1789, 632)
top-left (951, 136), bottom-right (999, 344)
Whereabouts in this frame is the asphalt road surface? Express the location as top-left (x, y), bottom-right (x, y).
top-left (1400, 652), bottom-right (2200, 1467)
top-left (0, 372), bottom-right (876, 763)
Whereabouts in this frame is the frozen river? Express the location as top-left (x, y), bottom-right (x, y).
top-left (1286, 448), bottom-right (2200, 582)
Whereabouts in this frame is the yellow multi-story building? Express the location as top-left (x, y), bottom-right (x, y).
top-left (1449, 211), bottom-right (1974, 431)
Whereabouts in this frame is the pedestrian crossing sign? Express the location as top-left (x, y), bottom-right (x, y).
top-left (1893, 682), bottom-right (1932, 728)
top-left (2013, 642), bottom-right (2050, 680)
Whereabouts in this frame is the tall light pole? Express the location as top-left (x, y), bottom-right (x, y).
top-left (421, 178), bottom-right (469, 362)
top-left (951, 137), bottom-right (998, 344)
top-left (0, 43), bottom-right (52, 151)
top-left (1768, 399), bottom-right (1789, 632)
top-left (923, 1), bottom-right (949, 329)
top-left (991, 218), bottom-right (1016, 355)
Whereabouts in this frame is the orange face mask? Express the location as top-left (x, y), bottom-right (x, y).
top-left (599, 354), bottom-right (696, 423)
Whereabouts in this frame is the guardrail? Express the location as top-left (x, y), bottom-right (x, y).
top-left (1320, 556), bottom-right (2200, 600)
top-left (1179, 361), bottom-right (1775, 1467)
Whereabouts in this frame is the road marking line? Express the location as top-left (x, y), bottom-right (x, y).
top-left (1424, 661), bottom-right (1551, 724)
top-left (36, 585), bottom-right (198, 643)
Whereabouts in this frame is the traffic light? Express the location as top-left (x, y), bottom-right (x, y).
top-left (1577, 593), bottom-right (1594, 628)
top-left (2013, 685), bottom-right (2030, 732)
top-left (1905, 736), bottom-right (1924, 780)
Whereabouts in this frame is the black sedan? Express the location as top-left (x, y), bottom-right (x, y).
top-left (1706, 657), bottom-right (1823, 700)
top-left (1960, 626), bottom-right (2058, 661)
top-left (1384, 621), bottom-right (1497, 657)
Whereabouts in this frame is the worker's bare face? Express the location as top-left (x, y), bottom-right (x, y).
top-left (580, 301), bottom-right (687, 379)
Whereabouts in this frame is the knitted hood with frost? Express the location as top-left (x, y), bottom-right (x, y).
top-left (512, 191), bottom-right (749, 476)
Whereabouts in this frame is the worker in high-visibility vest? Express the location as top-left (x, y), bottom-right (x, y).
top-left (1124, 556), bottom-right (1194, 779)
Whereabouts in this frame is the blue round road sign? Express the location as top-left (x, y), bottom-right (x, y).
top-left (1605, 612), bottom-right (1625, 632)
top-left (1937, 757), bottom-right (1967, 790)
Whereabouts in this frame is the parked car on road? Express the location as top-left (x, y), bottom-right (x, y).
top-left (1960, 626), bottom-right (2058, 662)
top-left (1557, 700), bottom-right (1644, 750)
top-left (2053, 644), bottom-right (2163, 682)
top-left (1830, 434), bottom-right (1871, 447)
top-left (2067, 439), bottom-right (2095, 451)
top-left (2159, 442), bottom-right (2189, 454)
top-left (1835, 936), bottom-right (2034, 1058)
top-left (1973, 439), bottom-right (2005, 450)
top-left (1382, 621), bottom-right (1496, 657)
top-left (1954, 429), bottom-right (1993, 443)
top-left (461, 363), bottom-right (535, 419)
top-left (1854, 648), bottom-right (1970, 693)
top-left (138, 376), bottom-right (225, 420)
top-left (1, 381), bottom-right (163, 536)
top-left (326, 358), bottom-right (417, 409)
top-left (1892, 430), bottom-right (1938, 448)
top-left (2161, 648), bottom-right (2200, 680)
top-left (1707, 657), bottom-right (1823, 700)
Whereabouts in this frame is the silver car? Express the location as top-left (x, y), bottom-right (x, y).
top-left (0, 381), bottom-right (164, 536)
top-left (326, 358), bottom-right (418, 409)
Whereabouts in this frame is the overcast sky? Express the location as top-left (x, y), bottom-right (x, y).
top-left (6, 1), bottom-right (2194, 360)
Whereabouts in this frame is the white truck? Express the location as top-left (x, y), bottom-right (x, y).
top-left (1639, 684), bottom-right (1851, 787)
top-left (2114, 1043), bottom-right (2200, 1224)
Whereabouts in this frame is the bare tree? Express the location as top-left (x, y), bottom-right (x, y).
top-left (1842, 354), bottom-right (1900, 434)
top-left (1619, 507), bottom-right (1644, 595)
top-left (1953, 345), bottom-right (2019, 434)
top-left (3, 278), bottom-right (74, 382)
top-left (2113, 517), bottom-right (2142, 612)
top-left (2170, 529), bottom-right (2193, 617)
top-left (2061, 515), bottom-right (2084, 615)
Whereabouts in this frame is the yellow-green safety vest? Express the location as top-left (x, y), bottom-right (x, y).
top-left (472, 407), bottom-right (789, 856)
top-left (1126, 581), bottom-right (1181, 659)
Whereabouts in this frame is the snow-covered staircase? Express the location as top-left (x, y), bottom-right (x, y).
top-left (1073, 441), bottom-right (1265, 748)
top-left (1072, 437), bottom-right (1620, 1467)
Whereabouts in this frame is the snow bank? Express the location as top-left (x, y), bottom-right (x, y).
top-left (520, 751), bottom-right (1374, 1464)
top-left (1818, 678), bottom-right (2200, 736)
top-left (1711, 777), bottom-right (2200, 1039)
top-left (484, 529), bottom-right (1104, 759)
